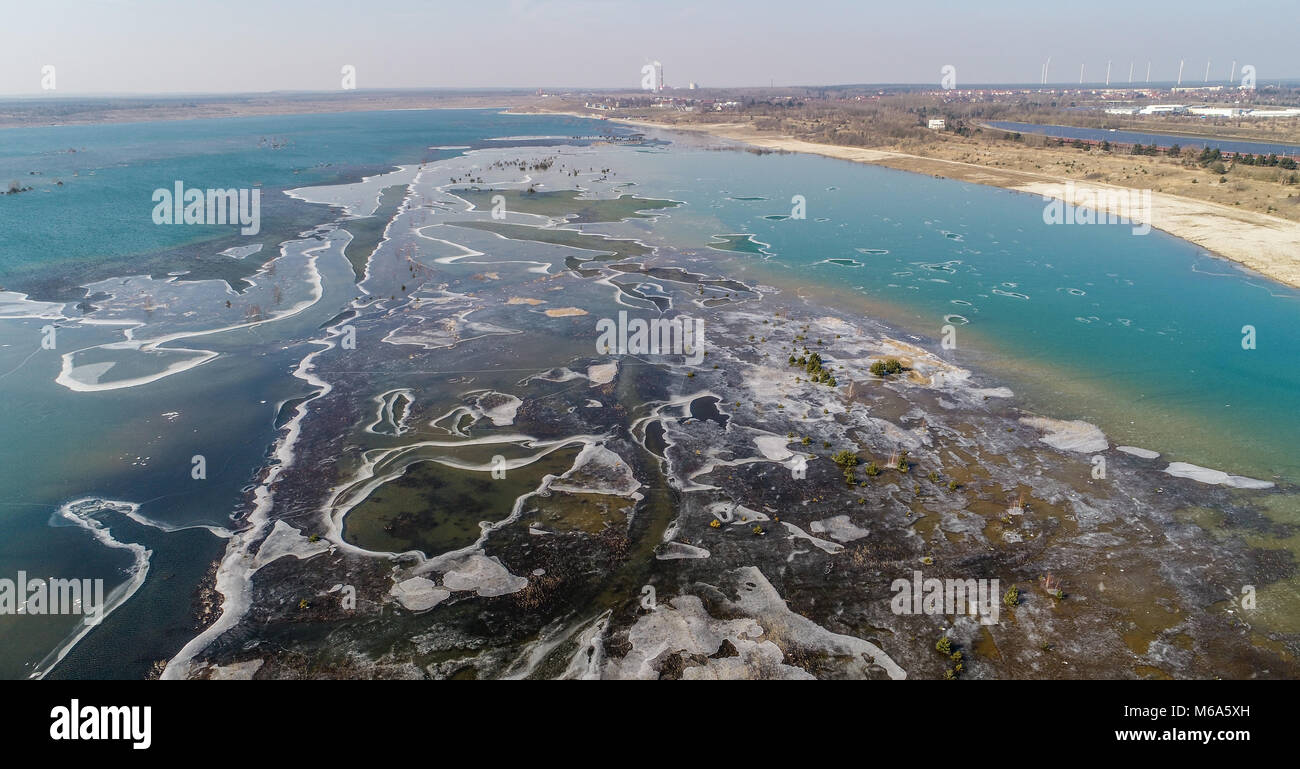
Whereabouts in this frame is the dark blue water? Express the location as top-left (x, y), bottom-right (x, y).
top-left (988, 120), bottom-right (1300, 157)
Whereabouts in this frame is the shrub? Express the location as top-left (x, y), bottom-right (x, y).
top-left (1004, 585), bottom-right (1020, 607)
top-left (870, 358), bottom-right (904, 376)
top-left (832, 450), bottom-right (859, 469)
top-left (936, 636), bottom-right (953, 655)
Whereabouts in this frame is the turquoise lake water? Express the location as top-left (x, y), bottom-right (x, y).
top-left (600, 146), bottom-right (1300, 482)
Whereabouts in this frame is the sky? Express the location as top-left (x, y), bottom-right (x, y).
top-left (1, 0), bottom-right (1296, 96)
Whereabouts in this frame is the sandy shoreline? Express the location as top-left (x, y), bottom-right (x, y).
top-left (578, 115), bottom-right (1300, 291)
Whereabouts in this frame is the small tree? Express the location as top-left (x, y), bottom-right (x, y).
top-left (1004, 585), bottom-right (1020, 607)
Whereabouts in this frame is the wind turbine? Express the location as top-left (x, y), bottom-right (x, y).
top-left (1129, 61), bottom-right (1134, 84)
top-left (1146, 61), bottom-right (1151, 83)
top-left (1079, 62), bottom-right (1085, 85)
top-left (1177, 59), bottom-right (1184, 86)
top-left (1229, 60), bottom-right (1237, 83)
top-left (1106, 60), bottom-right (1112, 86)
top-left (1204, 60), bottom-right (1211, 83)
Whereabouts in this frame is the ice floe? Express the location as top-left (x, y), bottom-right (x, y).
top-left (1019, 416), bottom-right (1108, 453)
top-left (1163, 462), bottom-right (1274, 489)
top-left (810, 515), bottom-right (870, 543)
top-left (1118, 445), bottom-right (1160, 459)
top-left (251, 520), bottom-right (331, 571)
top-left (390, 577), bottom-right (452, 611)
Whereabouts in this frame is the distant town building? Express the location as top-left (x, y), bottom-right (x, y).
top-left (1138, 104), bottom-right (1188, 115)
top-left (1245, 108), bottom-right (1300, 118)
top-left (1187, 106), bottom-right (1247, 117)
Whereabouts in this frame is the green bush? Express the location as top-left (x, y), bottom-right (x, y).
top-left (870, 358), bottom-right (905, 376)
top-left (832, 450), bottom-right (859, 469)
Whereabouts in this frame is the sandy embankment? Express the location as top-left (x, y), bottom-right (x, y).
top-left (590, 116), bottom-right (1300, 291)
top-left (1017, 180), bottom-right (1300, 288)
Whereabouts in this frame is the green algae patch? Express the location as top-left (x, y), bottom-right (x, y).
top-left (448, 220), bottom-right (650, 272)
top-left (527, 491), bottom-right (634, 534)
top-left (451, 188), bottom-right (678, 224)
top-left (343, 444), bottom-right (583, 556)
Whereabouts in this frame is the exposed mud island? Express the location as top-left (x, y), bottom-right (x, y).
top-left (163, 137), bottom-right (1297, 681)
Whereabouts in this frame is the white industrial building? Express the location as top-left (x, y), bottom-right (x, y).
top-left (1245, 108), bottom-right (1300, 118)
top-left (1187, 106), bottom-right (1248, 116)
top-left (1138, 104), bottom-right (1188, 115)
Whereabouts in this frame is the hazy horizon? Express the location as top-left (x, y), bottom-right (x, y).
top-left (3, 0), bottom-right (1296, 96)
